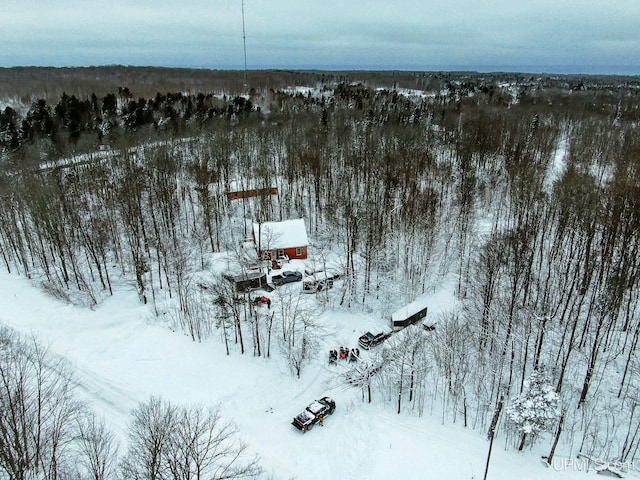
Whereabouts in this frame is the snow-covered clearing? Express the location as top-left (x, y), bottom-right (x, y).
top-left (544, 135), bottom-right (568, 193)
top-left (0, 265), bottom-right (632, 479)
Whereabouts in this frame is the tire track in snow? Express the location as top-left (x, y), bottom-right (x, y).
top-left (43, 345), bottom-right (142, 441)
top-left (0, 318), bottom-right (140, 441)
top-left (326, 401), bottom-right (377, 480)
top-left (71, 360), bottom-right (141, 422)
top-left (293, 360), bottom-right (331, 401)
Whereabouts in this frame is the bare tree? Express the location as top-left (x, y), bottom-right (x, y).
top-left (428, 311), bottom-right (473, 424)
top-left (120, 397), bottom-right (261, 480)
top-left (338, 355), bottom-right (385, 404)
top-left (382, 326), bottom-right (430, 415)
top-left (212, 276), bottom-right (246, 355)
top-left (0, 327), bottom-right (83, 480)
top-left (274, 289), bottom-right (324, 378)
top-left (166, 404), bottom-right (261, 480)
top-left (120, 396), bottom-right (176, 480)
top-left (171, 287), bottom-right (214, 343)
top-left (75, 413), bottom-right (119, 480)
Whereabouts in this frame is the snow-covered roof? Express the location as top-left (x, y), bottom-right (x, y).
top-left (304, 260), bottom-right (342, 276)
top-left (303, 270), bottom-right (341, 284)
top-left (240, 241), bottom-right (258, 262)
top-left (252, 219), bottom-right (308, 250)
top-left (295, 410), bottom-right (315, 423)
top-left (391, 299), bottom-right (429, 322)
top-left (228, 178), bottom-right (273, 192)
top-left (306, 401), bottom-right (325, 415)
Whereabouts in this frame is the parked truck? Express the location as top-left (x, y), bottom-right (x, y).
top-left (291, 397), bottom-right (336, 432)
top-left (358, 331), bottom-right (392, 350)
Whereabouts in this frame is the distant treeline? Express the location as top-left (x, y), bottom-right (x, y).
top-left (2, 66), bottom-right (638, 101)
top-left (2, 66), bottom-right (640, 166)
top-left (0, 87), bottom-right (256, 156)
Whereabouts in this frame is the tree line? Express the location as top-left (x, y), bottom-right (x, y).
top-left (0, 88), bottom-right (256, 159)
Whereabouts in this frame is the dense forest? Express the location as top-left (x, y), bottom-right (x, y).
top-left (2, 67), bottom-right (640, 478)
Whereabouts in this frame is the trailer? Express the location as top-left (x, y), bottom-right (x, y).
top-left (391, 300), bottom-right (428, 330)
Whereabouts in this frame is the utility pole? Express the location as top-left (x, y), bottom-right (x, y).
top-left (241, 0), bottom-right (248, 91)
top-left (484, 395), bottom-right (504, 480)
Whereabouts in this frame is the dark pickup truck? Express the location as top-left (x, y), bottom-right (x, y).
top-left (358, 331), bottom-right (392, 350)
top-left (291, 397), bottom-right (336, 432)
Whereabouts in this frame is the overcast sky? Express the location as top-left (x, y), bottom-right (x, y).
top-left (2, 0), bottom-right (639, 74)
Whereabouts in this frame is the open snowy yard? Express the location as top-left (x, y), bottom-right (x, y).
top-left (0, 268), bottom-right (626, 480)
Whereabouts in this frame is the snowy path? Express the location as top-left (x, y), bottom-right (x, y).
top-left (544, 133), bottom-right (568, 193)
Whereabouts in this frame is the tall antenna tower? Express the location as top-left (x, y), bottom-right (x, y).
top-left (241, 0), bottom-right (248, 91)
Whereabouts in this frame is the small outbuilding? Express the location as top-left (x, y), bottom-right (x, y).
top-left (391, 300), bottom-right (428, 330)
top-left (222, 271), bottom-right (268, 292)
top-left (252, 218), bottom-right (309, 260)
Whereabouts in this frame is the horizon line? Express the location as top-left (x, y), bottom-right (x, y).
top-left (1, 64), bottom-right (640, 77)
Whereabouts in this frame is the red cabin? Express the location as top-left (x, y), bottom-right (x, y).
top-left (252, 218), bottom-right (309, 260)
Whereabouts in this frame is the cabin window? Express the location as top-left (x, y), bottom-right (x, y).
top-left (296, 247), bottom-right (302, 256)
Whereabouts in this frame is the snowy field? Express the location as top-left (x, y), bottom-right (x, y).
top-left (0, 264), bottom-right (632, 480)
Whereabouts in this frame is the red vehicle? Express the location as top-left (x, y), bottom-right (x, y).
top-left (253, 296), bottom-right (271, 307)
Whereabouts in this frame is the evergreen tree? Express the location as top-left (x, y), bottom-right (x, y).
top-left (507, 367), bottom-right (560, 450)
top-left (102, 93), bottom-right (117, 116)
top-left (0, 106), bottom-right (21, 151)
top-left (22, 98), bottom-right (56, 141)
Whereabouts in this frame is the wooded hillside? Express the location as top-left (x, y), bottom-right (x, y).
top-left (2, 67), bottom-right (640, 469)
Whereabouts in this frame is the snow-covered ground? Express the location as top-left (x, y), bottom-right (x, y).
top-left (544, 135), bottom-right (568, 193)
top-left (0, 266), bottom-right (631, 479)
